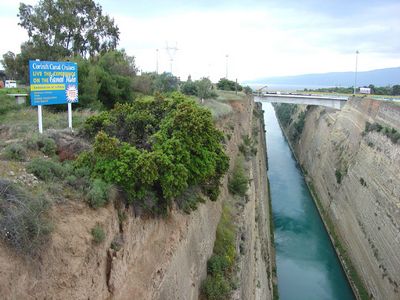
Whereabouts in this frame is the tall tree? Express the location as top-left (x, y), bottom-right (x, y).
top-left (18, 0), bottom-right (119, 58)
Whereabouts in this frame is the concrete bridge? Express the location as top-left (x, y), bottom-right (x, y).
top-left (255, 93), bottom-right (348, 109)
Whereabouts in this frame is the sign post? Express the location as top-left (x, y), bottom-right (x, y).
top-left (38, 105), bottom-right (43, 134)
top-left (68, 102), bottom-right (72, 130)
top-left (29, 60), bottom-right (78, 133)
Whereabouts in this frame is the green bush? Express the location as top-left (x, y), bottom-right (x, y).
top-left (0, 180), bottom-right (52, 254)
top-left (202, 274), bottom-right (231, 300)
top-left (27, 158), bottom-right (66, 181)
top-left (78, 93), bottom-right (229, 214)
top-left (335, 169), bottom-right (342, 184)
top-left (91, 224), bottom-right (105, 244)
top-left (228, 159), bottom-right (249, 196)
top-left (88, 179), bottom-right (110, 208)
top-left (38, 137), bottom-right (57, 156)
top-left (0, 94), bottom-right (20, 115)
top-left (207, 254), bottom-right (230, 276)
top-left (238, 135), bottom-right (257, 159)
top-left (4, 143), bottom-right (27, 161)
top-left (364, 122), bottom-right (400, 144)
top-left (201, 204), bottom-right (236, 300)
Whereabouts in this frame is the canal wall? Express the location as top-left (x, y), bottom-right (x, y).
top-left (276, 97), bottom-right (400, 300)
top-left (0, 97), bottom-right (275, 300)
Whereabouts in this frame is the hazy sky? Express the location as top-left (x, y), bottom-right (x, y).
top-left (0, 0), bottom-right (399, 82)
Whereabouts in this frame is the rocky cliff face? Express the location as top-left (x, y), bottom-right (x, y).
top-left (0, 98), bottom-right (274, 300)
top-left (280, 98), bottom-right (400, 300)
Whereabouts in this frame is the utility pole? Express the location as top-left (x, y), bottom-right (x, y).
top-left (225, 54), bottom-right (229, 78)
top-left (165, 42), bottom-right (178, 74)
top-left (354, 50), bottom-right (359, 95)
top-left (156, 49), bottom-right (159, 74)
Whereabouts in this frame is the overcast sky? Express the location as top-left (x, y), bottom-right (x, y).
top-left (0, 0), bottom-right (399, 82)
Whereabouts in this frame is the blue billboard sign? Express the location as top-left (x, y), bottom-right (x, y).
top-left (29, 60), bottom-right (78, 106)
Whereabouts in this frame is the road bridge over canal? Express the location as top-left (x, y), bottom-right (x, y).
top-left (255, 93), bottom-right (348, 109)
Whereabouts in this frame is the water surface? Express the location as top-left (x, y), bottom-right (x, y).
top-left (263, 102), bottom-right (354, 300)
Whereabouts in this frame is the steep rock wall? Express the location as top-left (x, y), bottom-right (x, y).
top-left (282, 98), bottom-right (400, 299)
top-left (0, 98), bottom-right (274, 300)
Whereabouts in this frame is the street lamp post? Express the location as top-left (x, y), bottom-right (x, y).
top-left (156, 49), bottom-right (159, 74)
top-left (354, 50), bottom-right (359, 95)
top-left (225, 54), bottom-right (229, 79)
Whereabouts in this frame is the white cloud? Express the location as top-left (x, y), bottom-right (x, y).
top-left (1, 0), bottom-right (399, 82)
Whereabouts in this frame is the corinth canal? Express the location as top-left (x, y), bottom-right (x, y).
top-left (263, 102), bottom-right (355, 300)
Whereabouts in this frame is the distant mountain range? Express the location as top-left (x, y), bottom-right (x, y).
top-left (247, 67), bottom-right (400, 87)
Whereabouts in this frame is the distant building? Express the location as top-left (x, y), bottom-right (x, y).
top-left (359, 87), bottom-right (371, 94)
top-left (5, 80), bottom-right (17, 88)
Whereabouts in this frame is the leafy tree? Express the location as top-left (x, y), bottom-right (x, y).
top-left (2, 0), bottom-right (120, 83)
top-left (196, 77), bottom-right (217, 99)
top-left (181, 75), bottom-right (198, 96)
top-left (18, 0), bottom-right (119, 58)
top-left (153, 72), bottom-right (179, 93)
top-left (392, 85), bottom-right (400, 96)
top-left (71, 50), bottom-right (137, 109)
top-left (217, 78), bottom-right (242, 91)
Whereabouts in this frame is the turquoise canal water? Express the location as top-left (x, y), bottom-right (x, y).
top-left (263, 102), bottom-right (355, 300)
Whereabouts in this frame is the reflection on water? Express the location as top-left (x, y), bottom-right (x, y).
top-left (263, 102), bottom-right (354, 300)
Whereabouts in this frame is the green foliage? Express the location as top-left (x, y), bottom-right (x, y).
top-left (292, 111), bottom-right (306, 141)
top-left (27, 158), bottom-right (66, 181)
top-left (18, 0), bottom-right (119, 57)
top-left (335, 169), bottom-right (342, 184)
top-left (88, 179), bottom-right (110, 208)
top-left (216, 78), bottom-right (243, 91)
top-left (202, 204), bottom-right (236, 300)
top-left (238, 134), bottom-right (257, 159)
top-left (153, 72), bottom-right (179, 93)
top-left (195, 77), bottom-right (217, 100)
top-left (38, 137), bottom-right (57, 156)
top-left (228, 158), bottom-right (249, 196)
top-left (4, 143), bottom-right (27, 161)
top-left (180, 76), bottom-right (198, 96)
top-left (74, 50), bottom-right (137, 109)
top-left (91, 224), bottom-right (105, 244)
top-left (274, 103), bottom-right (297, 127)
top-left (201, 274), bottom-right (231, 300)
top-left (0, 180), bottom-right (52, 254)
top-left (2, 0), bottom-right (119, 83)
top-left (364, 121), bottom-right (400, 144)
top-left (0, 94), bottom-right (21, 115)
top-left (78, 93), bottom-right (229, 214)
top-left (243, 86), bottom-right (253, 95)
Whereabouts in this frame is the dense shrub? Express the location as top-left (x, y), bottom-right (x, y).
top-left (4, 143), bottom-right (27, 161)
top-left (228, 158), bottom-right (249, 196)
top-left (202, 204), bottom-right (236, 299)
top-left (27, 158), bottom-right (66, 181)
top-left (88, 178), bottom-right (110, 208)
top-left (216, 78), bottom-right (243, 91)
top-left (78, 92), bottom-right (229, 214)
top-left (91, 224), bottom-right (105, 244)
top-left (201, 274), bottom-right (231, 300)
top-left (0, 180), bottom-right (52, 254)
top-left (38, 137), bottom-right (57, 156)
